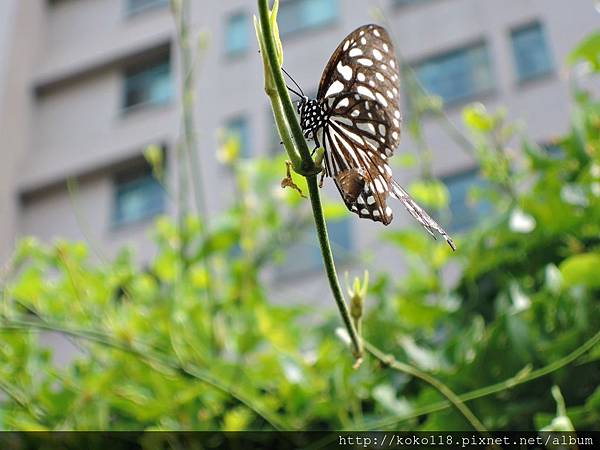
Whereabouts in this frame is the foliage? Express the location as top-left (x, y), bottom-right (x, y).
top-left (0, 18), bottom-right (599, 434)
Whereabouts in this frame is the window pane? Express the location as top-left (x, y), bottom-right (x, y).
top-left (113, 165), bottom-right (165, 225)
top-left (279, 0), bottom-right (338, 36)
top-left (442, 169), bottom-right (492, 231)
top-left (511, 22), bottom-right (553, 82)
top-left (395, 0), bottom-right (428, 5)
top-left (127, 0), bottom-right (168, 15)
top-left (225, 116), bottom-right (251, 158)
top-left (414, 43), bottom-right (493, 104)
top-left (225, 13), bottom-right (248, 55)
top-left (124, 58), bottom-right (172, 109)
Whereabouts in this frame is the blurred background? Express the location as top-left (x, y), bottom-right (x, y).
top-left (0, 0), bottom-right (599, 433)
top-left (0, 0), bottom-right (595, 278)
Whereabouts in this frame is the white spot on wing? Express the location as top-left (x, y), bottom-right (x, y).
top-left (337, 62), bottom-right (353, 81)
top-left (375, 92), bottom-right (388, 107)
top-left (357, 122), bottom-right (376, 134)
top-left (357, 85), bottom-right (375, 99)
top-left (373, 29), bottom-right (381, 37)
top-left (325, 80), bottom-right (344, 97)
top-left (357, 73), bottom-right (366, 82)
top-left (375, 72), bottom-right (385, 82)
top-left (349, 48), bottom-right (363, 57)
top-left (337, 97), bottom-right (350, 108)
top-left (357, 58), bottom-right (374, 67)
top-left (382, 43), bottom-right (389, 52)
top-left (333, 116), bottom-right (353, 127)
top-left (372, 49), bottom-right (383, 60)
top-left (343, 40), bottom-right (350, 51)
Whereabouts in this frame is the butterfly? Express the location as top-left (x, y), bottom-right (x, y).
top-left (289, 24), bottom-right (456, 250)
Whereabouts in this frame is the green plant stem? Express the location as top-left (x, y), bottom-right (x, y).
top-left (364, 329), bottom-right (600, 430)
top-left (306, 175), bottom-right (363, 358)
top-left (257, 4), bottom-right (487, 431)
top-left (0, 317), bottom-right (287, 430)
top-left (171, 0), bottom-right (220, 352)
top-left (257, 0), bottom-right (361, 358)
top-left (174, 0), bottom-right (208, 221)
top-left (363, 340), bottom-right (488, 433)
top-left (0, 379), bottom-right (45, 421)
top-left (257, 0), bottom-right (316, 175)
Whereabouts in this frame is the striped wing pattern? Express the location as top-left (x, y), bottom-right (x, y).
top-left (311, 24), bottom-right (455, 249)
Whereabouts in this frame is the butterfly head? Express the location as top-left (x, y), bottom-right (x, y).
top-left (298, 97), bottom-right (326, 138)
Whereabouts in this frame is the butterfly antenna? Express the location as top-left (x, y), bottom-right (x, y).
top-left (281, 66), bottom-right (305, 98)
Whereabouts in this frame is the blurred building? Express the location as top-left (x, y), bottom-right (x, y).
top-left (0, 0), bottom-right (597, 298)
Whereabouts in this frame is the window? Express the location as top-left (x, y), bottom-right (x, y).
top-left (225, 116), bottom-right (251, 158)
top-left (225, 12), bottom-right (249, 56)
top-left (511, 22), bottom-right (553, 82)
top-left (414, 43), bottom-right (494, 104)
top-left (113, 162), bottom-right (165, 226)
top-left (542, 143), bottom-right (563, 159)
top-left (395, 0), bottom-right (430, 6)
top-left (278, 218), bottom-right (352, 277)
top-left (126, 0), bottom-right (168, 16)
top-left (123, 55), bottom-right (172, 110)
top-left (279, 0), bottom-right (338, 36)
top-left (442, 168), bottom-right (492, 231)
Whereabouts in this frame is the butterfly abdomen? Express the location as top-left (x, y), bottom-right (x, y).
top-left (335, 168), bottom-right (366, 204)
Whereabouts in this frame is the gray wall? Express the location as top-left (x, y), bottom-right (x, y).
top-left (0, 0), bottom-right (598, 293)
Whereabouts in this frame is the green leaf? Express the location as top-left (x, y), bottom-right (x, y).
top-left (559, 252), bottom-right (600, 288)
top-left (223, 406), bottom-right (253, 431)
top-left (269, 0), bottom-right (283, 66)
top-left (408, 180), bottom-right (449, 209)
top-left (395, 152), bottom-right (418, 168)
top-left (568, 31), bottom-right (600, 71)
top-left (381, 229), bottom-right (429, 254)
top-left (152, 252), bottom-right (178, 282)
top-left (323, 202), bottom-right (349, 220)
top-left (463, 103), bottom-right (494, 132)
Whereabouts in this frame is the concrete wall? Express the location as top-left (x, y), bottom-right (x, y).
top-left (0, 0), bottom-right (598, 291)
top-left (0, 0), bottom-right (45, 262)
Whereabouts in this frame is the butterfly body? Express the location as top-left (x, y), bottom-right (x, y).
top-left (298, 98), bottom-right (327, 140)
top-left (296, 24), bottom-right (456, 250)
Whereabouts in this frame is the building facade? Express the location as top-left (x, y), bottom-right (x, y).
top-left (0, 0), bottom-right (597, 298)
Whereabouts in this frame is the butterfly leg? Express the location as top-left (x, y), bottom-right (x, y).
top-left (311, 132), bottom-right (321, 156)
top-left (281, 161), bottom-right (307, 198)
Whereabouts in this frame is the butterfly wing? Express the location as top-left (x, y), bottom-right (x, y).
top-left (318, 93), bottom-right (396, 224)
top-left (315, 24), bottom-right (455, 249)
top-left (317, 24), bottom-right (401, 150)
